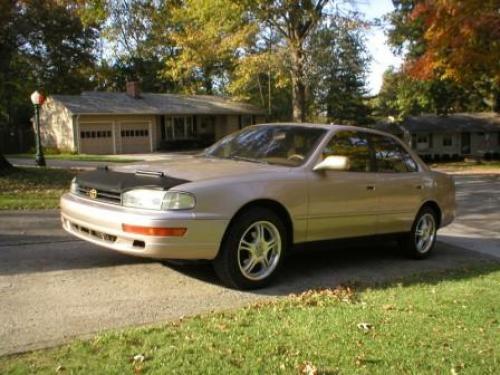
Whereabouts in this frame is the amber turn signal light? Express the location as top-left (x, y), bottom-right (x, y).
top-left (122, 224), bottom-right (187, 237)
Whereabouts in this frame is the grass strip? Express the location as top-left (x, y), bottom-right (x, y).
top-left (1, 265), bottom-right (498, 374)
top-left (0, 167), bottom-right (76, 209)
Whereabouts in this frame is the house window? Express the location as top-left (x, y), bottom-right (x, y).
top-left (416, 135), bottom-right (429, 150)
top-left (165, 115), bottom-right (194, 140)
top-left (443, 135), bottom-right (452, 147)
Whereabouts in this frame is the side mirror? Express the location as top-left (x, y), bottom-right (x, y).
top-left (313, 155), bottom-right (350, 172)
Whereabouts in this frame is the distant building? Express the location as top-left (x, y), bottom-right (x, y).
top-left (373, 113), bottom-right (500, 160)
top-left (38, 82), bottom-right (266, 154)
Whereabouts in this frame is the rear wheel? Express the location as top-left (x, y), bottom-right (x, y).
top-left (399, 207), bottom-right (438, 259)
top-left (213, 208), bottom-right (287, 289)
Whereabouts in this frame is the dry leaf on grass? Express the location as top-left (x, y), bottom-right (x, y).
top-left (297, 361), bottom-right (318, 375)
top-left (133, 354), bottom-right (145, 364)
top-left (357, 322), bottom-right (374, 332)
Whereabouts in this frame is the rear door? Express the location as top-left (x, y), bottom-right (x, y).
top-left (306, 131), bottom-right (379, 241)
top-left (370, 134), bottom-right (424, 234)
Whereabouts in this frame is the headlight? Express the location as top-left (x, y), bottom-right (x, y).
top-left (70, 177), bottom-right (78, 194)
top-left (122, 190), bottom-right (195, 211)
top-left (162, 191), bottom-right (196, 210)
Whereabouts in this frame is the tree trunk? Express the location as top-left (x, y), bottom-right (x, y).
top-left (0, 153), bottom-right (13, 174)
top-left (290, 47), bottom-right (307, 122)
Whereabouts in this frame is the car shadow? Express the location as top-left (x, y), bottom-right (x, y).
top-left (163, 237), bottom-right (500, 295)
top-left (0, 236), bottom-right (153, 276)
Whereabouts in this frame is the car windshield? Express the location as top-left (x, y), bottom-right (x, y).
top-left (202, 125), bottom-right (327, 167)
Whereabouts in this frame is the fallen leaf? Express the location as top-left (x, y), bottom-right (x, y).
top-left (133, 354), bottom-right (145, 364)
top-left (357, 322), bottom-right (374, 332)
top-left (297, 361), bottom-right (318, 375)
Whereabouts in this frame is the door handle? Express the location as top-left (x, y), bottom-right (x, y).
top-left (366, 185), bottom-right (376, 191)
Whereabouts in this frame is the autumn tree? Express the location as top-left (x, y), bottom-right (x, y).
top-left (163, 0), bottom-right (257, 95)
top-left (388, 0), bottom-right (500, 111)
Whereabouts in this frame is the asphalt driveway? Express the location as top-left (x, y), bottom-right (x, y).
top-left (0, 175), bottom-right (498, 356)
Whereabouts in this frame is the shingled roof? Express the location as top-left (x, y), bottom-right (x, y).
top-left (401, 113), bottom-right (500, 133)
top-left (51, 91), bottom-right (265, 116)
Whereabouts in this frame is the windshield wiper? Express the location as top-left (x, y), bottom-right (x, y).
top-left (228, 155), bottom-right (269, 164)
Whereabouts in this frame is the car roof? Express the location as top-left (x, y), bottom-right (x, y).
top-left (256, 122), bottom-right (396, 137)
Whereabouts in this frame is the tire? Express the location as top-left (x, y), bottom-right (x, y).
top-left (398, 206), bottom-right (438, 259)
top-left (213, 207), bottom-right (287, 289)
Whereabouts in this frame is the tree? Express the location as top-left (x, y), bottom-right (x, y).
top-left (308, 14), bottom-right (371, 124)
top-left (102, 0), bottom-right (177, 91)
top-left (163, 0), bottom-right (257, 94)
top-left (374, 67), bottom-right (487, 120)
top-left (387, 0), bottom-right (500, 111)
top-left (0, 0), bottom-right (102, 126)
top-left (255, 0), bottom-right (331, 122)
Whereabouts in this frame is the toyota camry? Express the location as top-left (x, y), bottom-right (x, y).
top-left (61, 123), bottom-right (456, 289)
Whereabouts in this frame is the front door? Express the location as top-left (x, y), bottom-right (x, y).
top-left (307, 131), bottom-right (379, 241)
top-left (461, 132), bottom-right (471, 155)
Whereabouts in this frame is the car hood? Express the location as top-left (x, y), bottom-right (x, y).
top-left (113, 155), bottom-right (290, 182)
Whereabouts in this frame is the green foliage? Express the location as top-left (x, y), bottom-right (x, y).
top-left (0, 0), bottom-right (103, 133)
top-left (308, 15), bottom-right (371, 124)
top-left (374, 68), bottom-right (492, 120)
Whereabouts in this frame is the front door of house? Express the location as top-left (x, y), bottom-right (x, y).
top-left (461, 132), bottom-right (471, 155)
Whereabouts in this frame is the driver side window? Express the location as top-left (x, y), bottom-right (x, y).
top-left (323, 131), bottom-right (374, 172)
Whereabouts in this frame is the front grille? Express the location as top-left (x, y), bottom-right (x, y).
top-left (76, 185), bottom-right (121, 204)
top-left (70, 222), bottom-right (117, 243)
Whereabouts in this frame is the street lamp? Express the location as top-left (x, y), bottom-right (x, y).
top-left (30, 90), bottom-right (46, 167)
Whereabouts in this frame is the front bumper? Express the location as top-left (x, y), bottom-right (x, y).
top-left (60, 193), bottom-right (228, 260)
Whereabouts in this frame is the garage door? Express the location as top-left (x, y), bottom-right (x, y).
top-left (120, 122), bottom-right (150, 153)
top-left (79, 123), bottom-right (114, 154)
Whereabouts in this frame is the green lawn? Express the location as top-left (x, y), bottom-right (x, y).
top-left (0, 167), bottom-right (76, 209)
top-left (1, 265), bottom-right (498, 374)
top-left (7, 153), bottom-right (141, 163)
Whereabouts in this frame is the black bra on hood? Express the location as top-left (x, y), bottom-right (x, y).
top-left (75, 167), bottom-right (190, 193)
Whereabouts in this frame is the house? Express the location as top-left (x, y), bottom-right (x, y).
top-left (373, 113), bottom-right (500, 161)
top-left (39, 82), bottom-right (266, 154)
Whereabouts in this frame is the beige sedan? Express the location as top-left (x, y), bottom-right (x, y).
top-left (61, 124), bottom-right (455, 289)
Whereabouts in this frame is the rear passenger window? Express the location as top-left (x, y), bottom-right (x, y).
top-left (323, 131), bottom-right (373, 172)
top-left (371, 135), bottom-right (418, 173)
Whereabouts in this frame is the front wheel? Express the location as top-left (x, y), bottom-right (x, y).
top-left (213, 208), bottom-right (287, 289)
top-left (399, 207), bottom-right (438, 259)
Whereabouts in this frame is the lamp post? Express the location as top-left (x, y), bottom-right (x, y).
top-left (30, 90), bottom-right (46, 167)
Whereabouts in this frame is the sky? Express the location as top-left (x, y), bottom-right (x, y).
top-left (352, 0), bottom-right (403, 94)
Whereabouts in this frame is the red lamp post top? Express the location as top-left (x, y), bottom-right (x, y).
top-left (30, 90), bottom-right (46, 106)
